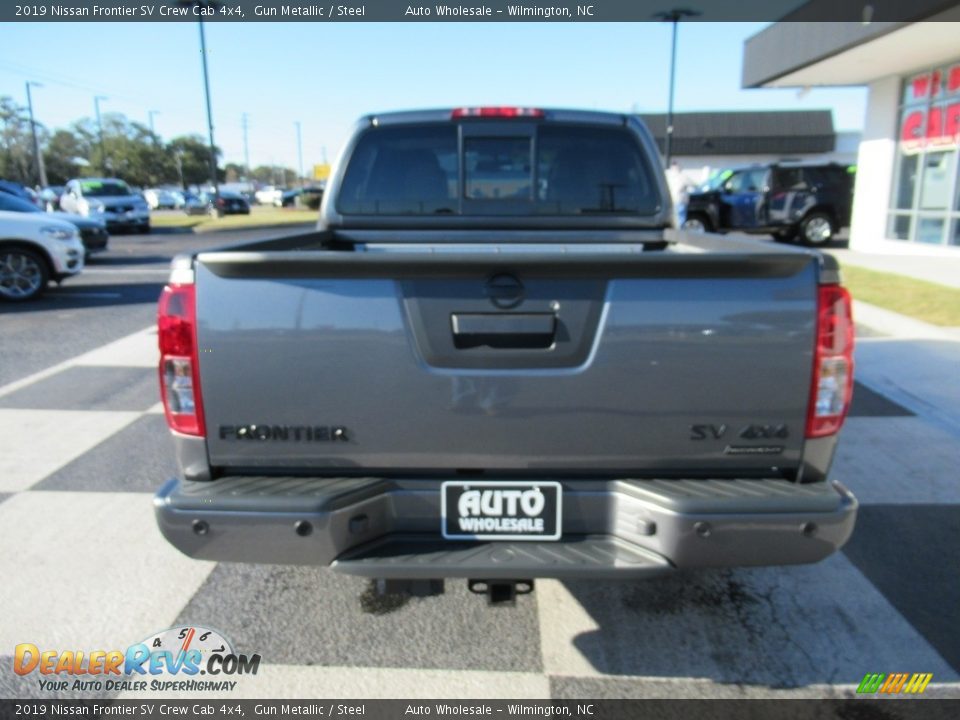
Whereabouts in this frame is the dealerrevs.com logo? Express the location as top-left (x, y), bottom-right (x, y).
top-left (13, 626), bottom-right (260, 693)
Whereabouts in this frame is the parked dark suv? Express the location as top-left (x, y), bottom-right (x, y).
top-left (682, 162), bottom-right (855, 246)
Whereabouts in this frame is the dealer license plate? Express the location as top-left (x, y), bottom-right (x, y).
top-left (441, 481), bottom-right (562, 541)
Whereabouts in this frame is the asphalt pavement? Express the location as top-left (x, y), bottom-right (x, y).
top-left (0, 228), bottom-right (957, 700)
top-left (0, 225), bottom-right (307, 387)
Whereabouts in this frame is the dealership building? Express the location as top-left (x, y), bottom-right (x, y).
top-left (638, 110), bottom-right (859, 186)
top-left (744, 7), bottom-right (960, 254)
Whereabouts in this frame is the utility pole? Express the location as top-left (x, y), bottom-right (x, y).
top-left (654, 8), bottom-right (700, 168)
top-left (241, 112), bottom-right (250, 179)
top-left (174, 149), bottom-right (185, 190)
top-left (25, 81), bottom-right (47, 188)
top-left (146, 111), bottom-right (161, 185)
top-left (295, 121), bottom-right (304, 187)
top-left (94, 95), bottom-right (109, 174)
top-left (177, 0), bottom-right (220, 194)
top-left (198, 15), bottom-right (219, 196)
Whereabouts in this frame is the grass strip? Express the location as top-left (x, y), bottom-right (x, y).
top-left (152, 207), bottom-right (316, 232)
top-left (840, 263), bottom-right (960, 326)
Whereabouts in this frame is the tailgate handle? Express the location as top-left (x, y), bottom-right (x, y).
top-left (451, 313), bottom-right (556, 349)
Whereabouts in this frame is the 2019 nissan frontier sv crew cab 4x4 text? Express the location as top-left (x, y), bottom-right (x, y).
top-left (153, 107), bottom-right (857, 601)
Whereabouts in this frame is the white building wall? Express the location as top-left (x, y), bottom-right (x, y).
top-left (849, 76), bottom-right (901, 252)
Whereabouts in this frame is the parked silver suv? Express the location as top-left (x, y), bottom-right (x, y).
top-left (60, 178), bottom-right (151, 233)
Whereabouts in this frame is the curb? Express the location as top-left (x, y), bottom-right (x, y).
top-left (852, 300), bottom-right (960, 342)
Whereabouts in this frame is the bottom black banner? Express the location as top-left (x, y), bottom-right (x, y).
top-left (0, 699), bottom-right (958, 720)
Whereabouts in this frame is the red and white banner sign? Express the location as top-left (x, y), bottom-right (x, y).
top-left (900, 63), bottom-right (960, 152)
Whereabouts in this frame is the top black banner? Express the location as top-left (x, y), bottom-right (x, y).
top-left (1, 0), bottom-right (954, 23)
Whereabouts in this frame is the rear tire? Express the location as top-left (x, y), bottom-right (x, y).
top-left (799, 212), bottom-right (834, 246)
top-left (0, 247), bottom-right (50, 302)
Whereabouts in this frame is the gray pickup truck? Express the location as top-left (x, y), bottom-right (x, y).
top-left (154, 108), bottom-right (857, 601)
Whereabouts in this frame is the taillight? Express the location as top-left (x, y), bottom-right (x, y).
top-left (806, 285), bottom-right (854, 438)
top-left (158, 283), bottom-right (205, 437)
top-left (451, 107), bottom-right (545, 119)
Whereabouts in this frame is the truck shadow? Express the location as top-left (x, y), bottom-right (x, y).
top-left (562, 569), bottom-right (828, 687)
top-left (560, 503), bottom-right (958, 688)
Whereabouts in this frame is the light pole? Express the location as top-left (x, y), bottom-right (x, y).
top-left (295, 121), bottom-right (304, 187)
top-left (654, 7), bottom-right (700, 168)
top-left (25, 81), bottom-right (47, 188)
top-left (94, 95), bottom-right (109, 174)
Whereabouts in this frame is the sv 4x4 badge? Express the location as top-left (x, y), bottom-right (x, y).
top-left (690, 424), bottom-right (789, 440)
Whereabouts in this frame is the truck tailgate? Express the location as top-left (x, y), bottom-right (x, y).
top-left (194, 249), bottom-right (819, 476)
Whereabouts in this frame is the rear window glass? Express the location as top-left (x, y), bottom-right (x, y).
top-left (337, 123), bottom-right (659, 216)
top-left (535, 126), bottom-right (657, 214)
top-left (80, 180), bottom-right (132, 197)
top-left (338, 125), bottom-right (458, 215)
top-left (465, 137), bottom-right (532, 200)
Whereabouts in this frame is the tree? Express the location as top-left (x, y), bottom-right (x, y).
top-left (224, 162), bottom-right (245, 183)
top-left (250, 164), bottom-right (297, 187)
top-left (2, 102), bottom-right (228, 190)
top-left (0, 96), bottom-right (36, 185)
top-left (44, 129), bottom-right (89, 185)
top-left (167, 135), bottom-right (223, 188)
top-left (69, 113), bottom-right (175, 187)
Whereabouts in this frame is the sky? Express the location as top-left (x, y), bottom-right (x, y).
top-left (0, 21), bottom-right (868, 173)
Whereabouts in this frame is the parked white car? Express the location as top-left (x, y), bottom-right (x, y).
top-left (144, 188), bottom-right (185, 210)
top-left (60, 178), bottom-right (151, 233)
top-left (254, 186), bottom-right (284, 205)
top-left (0, 210), bottom-right (84, 301)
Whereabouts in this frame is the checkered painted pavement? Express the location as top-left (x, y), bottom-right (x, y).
top-left (1, 326), bottom-right (958, 700)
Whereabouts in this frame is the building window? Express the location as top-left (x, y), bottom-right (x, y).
top-left (887, 61), bottom-right (960, 246)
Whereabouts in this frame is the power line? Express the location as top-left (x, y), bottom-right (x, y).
top-left (0, 60), bottom-right (196, 117)
top-left (0, 60), bottom-right (141, 104)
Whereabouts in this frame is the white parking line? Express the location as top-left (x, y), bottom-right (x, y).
top-left (0, 491), bottom-right (215, 650)
top-left (0, 409), bottom-right (141, 492)
top-left (0, 326), bottom-right (155, 399)
top-left (74, 327), bottom-right (159, 368)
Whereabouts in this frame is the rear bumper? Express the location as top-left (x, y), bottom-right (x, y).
top-left (103, 213), bottom-right (149, 228)
top-left (154, 477), bottom-right (857, 579)
top-left (80, 229), bottom-right (109, 253)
